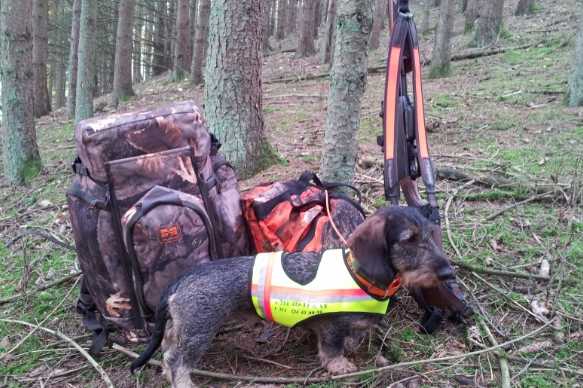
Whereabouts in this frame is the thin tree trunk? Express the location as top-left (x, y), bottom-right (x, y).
top-left (472, 0), bottom-right (504, 47)
top-left (75, 0), bottom-right (97, 123)
top-left (421, 0), bottom-right (432, 34)
top-left (0, 0), bottom-right (42, 184)
top-left (568, 0), bottom-right (583, 107)
top-left (515, 0), bottom-right (535, 16)
top-left (296, 0), bottom-right (318, 58)
top-left (286, 0), bottom-right (298, 35)
top-left (320, 0), bottom-right (336, 65)
top-left (166, 0), bottom-right (176, 72)
top-left (262, 0), bottom-right (274, 52)
top-left (204, 0), bottom-right (269, 174)
top-left (54, 0), bottom-right (67, 109)
top-left (112, 0), bottom-right (136, 107)
top-left (191, 0), bottom-right (210, 85)
top-left (133, 2), bottom-right (143, 84)
top-left (314, 0), bottom-right (322, 38)
top-left (464, 0), bottom-right (479, 33)
top-left (370, 0), bottom-right (385, 50)
top-left (276, 0), bottom-right (287, 40)
top-left (189, 0), bottom-right (198, 65)
top-left (67, 0), bottom-right (81, 119)
top-left (173, 0), bottom-right (190, 81)
top-left (33, 0), bottom-right (51, 117)
top-left (320, 0), bottom-right (374, 183)
top-left (152, 1), bottom-right (168, 75)
top-left (429, 0), bottom-right (455, 78)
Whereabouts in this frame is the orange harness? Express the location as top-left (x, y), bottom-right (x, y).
top-left (345, 251), bottom-right (401, 299)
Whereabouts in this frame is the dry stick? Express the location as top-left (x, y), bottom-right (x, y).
top-left (0, 272), bottom-right (81, 306)
top-left (483, 191), bottom-right (554, 222)
top-left (443, 180), bottom-right (549, 282)
top-left (114, 321), bottom-right (552, 384)
top-left (478, 317), bottom-right (511, 388)
top-left (0, 319), bottom-right (114, 388)
top-left (0, 277), bottom-right (81, 362)
top-left (6, 227), bottom-right (75, 251)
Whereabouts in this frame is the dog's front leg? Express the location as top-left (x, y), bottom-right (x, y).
top-left (312, 320), bottom-right (358, 374)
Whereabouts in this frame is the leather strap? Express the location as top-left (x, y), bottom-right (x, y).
top-left (344, 250), bottom-right (401, 300)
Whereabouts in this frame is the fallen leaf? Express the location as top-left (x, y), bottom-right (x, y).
top-left (531, 299), bottom-right (550, 316)
top-left (539, 259), bottom-right (550, 277)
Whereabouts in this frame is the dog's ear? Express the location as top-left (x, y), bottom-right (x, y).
top-left (348, 210), bottom-right (395, 284)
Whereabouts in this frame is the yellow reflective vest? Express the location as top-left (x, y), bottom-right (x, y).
top-left (251, 249), bottom-right (390, 327)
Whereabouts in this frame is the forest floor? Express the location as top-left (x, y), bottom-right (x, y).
top-left (1, 0), bottom-right (583, 387)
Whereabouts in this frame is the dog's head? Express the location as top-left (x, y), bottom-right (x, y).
top-left (348, 206), bottom-right (455, 290)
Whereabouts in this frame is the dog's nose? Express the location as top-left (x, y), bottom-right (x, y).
top-left (436, 266), bottom-right (454, 281)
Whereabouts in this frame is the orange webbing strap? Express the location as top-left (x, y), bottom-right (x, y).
top-left (383, 3), bottom-right (437, 209)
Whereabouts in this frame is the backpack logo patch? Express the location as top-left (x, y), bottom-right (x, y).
top-left (159, 225), bottom-right (181, 244)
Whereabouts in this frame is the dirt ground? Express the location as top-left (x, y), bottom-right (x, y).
top-left (1, 0), bottom-right (582, 386)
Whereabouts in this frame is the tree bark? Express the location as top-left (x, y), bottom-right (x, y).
top-left (204, 0), bottom-right (269, 174)
top-left (67, 0), bottom-right (81, 119)
top-left (262, 0), bottom-right (274, 52)
top-left (320, 0), bottom-right (336, 65)
top-left (421, 0), bottom-right (432, 34)
top-left (568, 0), bottom-right (583, 107)
top-left (133, 2), bottom-right (143, 84)
top-left (112, 0), bottom-right (136, 107)
top-left (173, 0), bottom-right (191, 81)
top-left (75, 0), bottom-right (97, 123)
top-left (296, 0), bottom-right (318, 58)
top-left (464, 0), bottom-right (479, 33)
top-left (276, 0), bottom-right (287, 40)
top-left (319, 0), bottom-right (374, 183)
top-left (369, 0), bottom-right (385, 50)
top-left (32, 0), bottom-right (51, 117)
top-left (472, 0), bottom-right (504, 47)
top-left (429, 0), bottom-right (455, 78)
top-left (0, 0), bottom-right (43, 184)
top-left (191, 0), bottom-right (210, 85)
top-left (314, 0), bottom-right (322, 38)
top-left (54, 0), bottom-right (67, 109)
top-left (152, 1), bottom-right (168, 76)
top-left (515, 0), bottom-right (535, 16)
top-left (286, 0), bottom-right (298, 35)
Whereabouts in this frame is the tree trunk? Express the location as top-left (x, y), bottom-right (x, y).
top-left (0, 0), bottom-right (42, 184)
top-left (319, 0), bottom-right (374, 183)
top-left (314, 0), bottom-right (322, 38)
top-left (112, 0), bottom-right (136, 107)
top-left (464, 0), bottom-right (479, 32)
top-left (262, 0), bottom-right (274, 52)
top-left (173, 0), bottom-right (191, 81)
top-left (204, 0), bottom-right (269, 174)
top-left (32, 0), bottom-right (51, 117)
top-left (166, 0), bottom-right (176, 72)
top-left (75, 0), bottom-right (97, 123)
top-left (191, 0), bottom-right (210, 85)
top-left (276, 0), bottom-right (287, 40)
top-left (54, 0), bottom-right (67, 109)
top-left (152, 1), bottom-right (168, 75)
top-left (421, 0), bottom-right (432, 34)
top-left (369, 0), bottom-right (385, 50)
top-left (515, 0), bottom-right (535, 16)
top-left (429, 0), bottom-right (455, 78)
top-left (296, 0), bottom-right (318, 58)
top-left (133, 2), bottom-right (143, 84)
top-left (286, 0), bottom-right (298, 35)
top-left (568, 0), bottom-right (583, 107)
top-left (320, 0), bottom-right (336, 65)
top-left (67, 0), bottom-right (81, 119)
top-left (472, 0), bottom-right (504, 47)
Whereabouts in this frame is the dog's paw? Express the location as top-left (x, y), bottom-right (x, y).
top-left (325, 357), bottom-right (358, 374)
top-left (375, 354), bottom-right (391, 367)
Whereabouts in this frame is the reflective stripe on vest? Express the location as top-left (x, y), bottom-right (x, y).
top-left (251, 249), bottom-right (390, 327)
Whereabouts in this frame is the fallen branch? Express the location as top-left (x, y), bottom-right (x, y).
top-left (0, 319), bottom-right (114, 388)
top-left (0, 272), bottom-right (81, 306)
top-left (483, 192), bottom-right (554, 222)
top-left (114, 320), bottom-right (553, 384)
top-left (265, 42), bottom-right (543, 84)
top-left (451, 260), bottom-right (550, 281)
top-left (479, 317), bottom-right (511, 388)
top-left (7, 226), bottom-right (75, 251)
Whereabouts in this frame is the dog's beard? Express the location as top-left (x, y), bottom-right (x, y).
top-left (400, 269), bottom-right (439, 288)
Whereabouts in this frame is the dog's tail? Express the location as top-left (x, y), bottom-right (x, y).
top-left (130, 294), bottom-right (170, 373)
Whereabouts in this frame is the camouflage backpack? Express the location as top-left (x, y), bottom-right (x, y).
top-left (67, 101), bottom-right (248, 351)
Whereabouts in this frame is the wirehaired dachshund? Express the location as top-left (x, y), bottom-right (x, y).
top-left (130, 206), bottom-right (469, 387)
